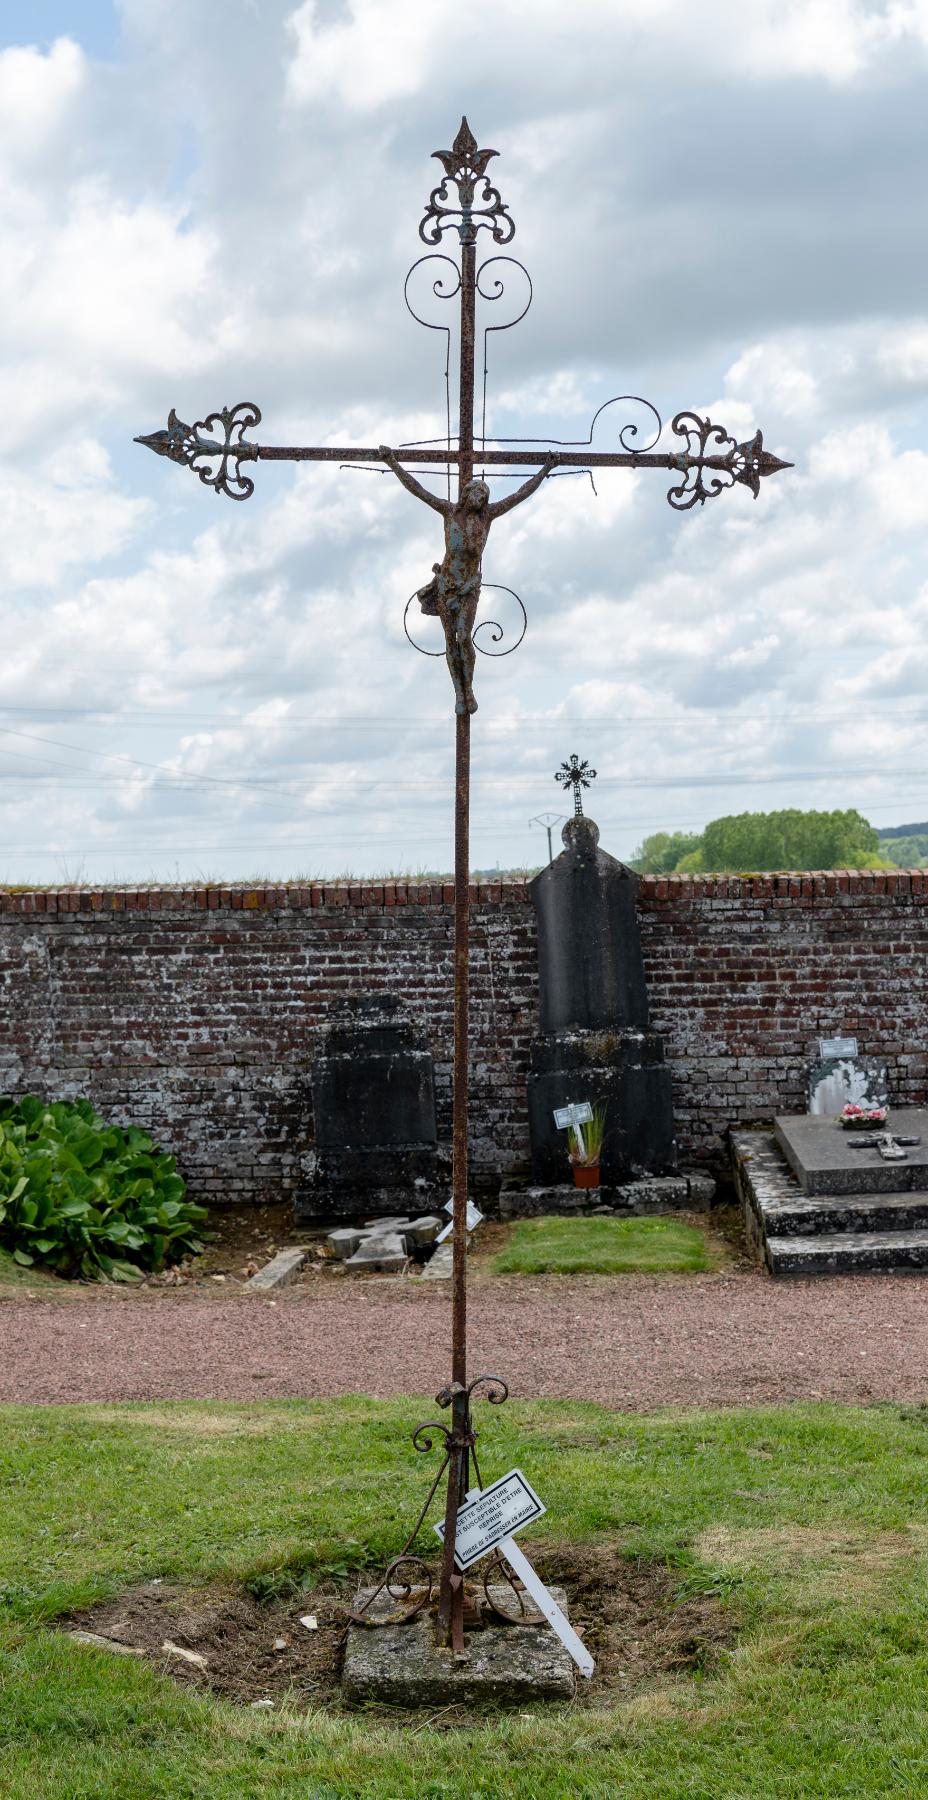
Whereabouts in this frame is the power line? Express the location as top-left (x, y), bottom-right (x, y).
top-left (1, 703), bottom-right (928, 729)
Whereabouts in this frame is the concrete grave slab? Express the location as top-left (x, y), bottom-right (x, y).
top-left (342, 1583), bottom-right (576, 1705)
top-left (325, 1228), bottom-right (364, 1262)
top-left (403, 1215), bottom-right (444, 1248)
top-left (420, 1240), bottom-right (454, 1279)
top-left (774, 1112), bottom-right (928, 1196)
top-left (344, 1232), bottom-right (407, 1272)
top-left (246, 1247), bottom-right (308, 1291)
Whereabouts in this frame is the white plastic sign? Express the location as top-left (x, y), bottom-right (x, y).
top-left (819, 1037), bottom-right (858, 1060)
top-left (434, 1468), bottom-right (544, 1570)
top-left (436, 1199), bottom-right (484, 1242)
top-left (553, 1101), bottom-right (593, 1129)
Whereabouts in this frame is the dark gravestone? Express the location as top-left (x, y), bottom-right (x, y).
top-left (527, 816), bottom-right (676, 1186)
top-left (299, 994), bottom-right (444, 1221)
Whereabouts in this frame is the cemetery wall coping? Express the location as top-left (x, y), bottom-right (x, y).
top-left (0, 869), bottom-right (925, 915)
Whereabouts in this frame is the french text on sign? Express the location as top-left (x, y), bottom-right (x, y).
top-left (434, 1468), bottom-right (545, 1571)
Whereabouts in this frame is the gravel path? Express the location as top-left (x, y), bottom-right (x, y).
top-left (2, 1269), bottom-right (928, 1408)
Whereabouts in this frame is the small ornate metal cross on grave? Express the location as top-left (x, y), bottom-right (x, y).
top-left (555, 754), bottom-right (597, 819)
top-left (135, 116), bottom-right (791, 1658)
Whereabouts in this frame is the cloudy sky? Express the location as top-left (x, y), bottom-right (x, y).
top-left (3, 0), bottom-right (928, 882)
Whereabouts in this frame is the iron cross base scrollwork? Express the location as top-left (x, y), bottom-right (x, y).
top-left (345, 1374), bottom-right (543, 1653)
top-left (135, 117), bottom-right (791, 1657)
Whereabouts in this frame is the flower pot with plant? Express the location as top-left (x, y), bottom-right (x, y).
top-left (568, 1104), bottom-right (607, 1188)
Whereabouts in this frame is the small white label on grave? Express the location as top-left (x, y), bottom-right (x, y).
top-left (553, 1101), bottom-right (593, 1130)
top-left (434, 1467), bottom-right (545, 1570)
top-left (436, 1199), bottom-right (484, 1242)
top-left (818, 1036), bottom-right (858, 1061)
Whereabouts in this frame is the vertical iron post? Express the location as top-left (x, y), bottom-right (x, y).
top-left (435, 221), bottom-right (477, 1652)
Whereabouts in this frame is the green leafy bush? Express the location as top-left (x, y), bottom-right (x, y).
top-left (0, 1095), bottom-right (207, 1281)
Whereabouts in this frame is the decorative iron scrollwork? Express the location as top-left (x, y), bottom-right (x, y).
top-left (555, 755), bottom-right (597, 818)
top-left (481, 1551), bottom-right (546, 1625)
top-left (473, 586), bottom-right (526, 659)
top-left (403, 586), bottom-right (525, 661)
top-left (420, 116), bottom-right (515, 247)
top-left (667, 412), bottom-right (790, 510)
top-left (134, 402), bottom-right (261, 501)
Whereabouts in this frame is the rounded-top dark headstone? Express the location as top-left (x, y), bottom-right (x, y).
top-left (526, 811), bottom-right (676, 1185)
top-left (529, 814), bottom-right (649, 1035)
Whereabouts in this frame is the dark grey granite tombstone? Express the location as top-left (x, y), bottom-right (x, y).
top-left (299, 994), bottom-right (443, 1221)
top-left (774, 1111), bottom-right (928, 1195)
top-left (527, 816), bottom-right (676, 1185)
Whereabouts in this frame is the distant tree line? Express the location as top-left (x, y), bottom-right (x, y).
top-left (879, 833), bottom-right (928, 867)
top-left (630, 808), bottom-right (893, 874)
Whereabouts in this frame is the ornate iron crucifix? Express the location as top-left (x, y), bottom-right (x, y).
top-left (135, 117), bottom-right (790, 1656)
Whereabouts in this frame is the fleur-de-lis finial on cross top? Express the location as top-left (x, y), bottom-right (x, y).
top-left (555, 754), bottom-right (597, 817)
top-left (420, 115), bottom-right (515, 246)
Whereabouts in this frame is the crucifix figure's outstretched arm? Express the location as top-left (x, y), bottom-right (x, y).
top-left (487, 454), bottom-right (557, 519)
top-left (378, 445), bottom-right (451, 515)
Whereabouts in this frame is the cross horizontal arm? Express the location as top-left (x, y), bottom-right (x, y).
top-left (135, 403), bottom-right (792, 510)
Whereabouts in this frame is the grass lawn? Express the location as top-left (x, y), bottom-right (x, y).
top-left (491, 1213), bottom-right (718, 1275)
top-left (2, 1399), bottom-right (928, 1796)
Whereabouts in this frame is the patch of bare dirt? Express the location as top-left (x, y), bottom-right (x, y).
top-left (63, 1542), bottom-right (738, 1715)
top-left (703, 1202), bottom-right (754, 1270)
top-left (65, 1578), bottom-right (347, 1706)
top-left (530, 1541), bottom-right (739, 1697)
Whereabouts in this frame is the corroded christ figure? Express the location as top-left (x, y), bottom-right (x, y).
top-left (379, 447), bottom-right (555, 714)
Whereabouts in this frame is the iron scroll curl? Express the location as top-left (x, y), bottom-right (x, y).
top-left (472, 586), bottom-right (526, 658)
top-left (403, 584), bottom-right (526, 660)
top-left (186, 402), bottom-right (261, 501)
top-left (403, 255), bottom-right (462, 331)
top-left (476, 256), bottom-right (533, 332)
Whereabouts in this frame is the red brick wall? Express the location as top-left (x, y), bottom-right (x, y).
top-left (2, 871), bottom-right (926, 1204)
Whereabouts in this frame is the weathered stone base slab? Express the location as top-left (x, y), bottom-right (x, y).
top-left (342, 1584), bottom-right (576, 1705)
top-left (498, 1171), bottom-right (714, 1221)
top-left (774, 1110), bottom-right (928, 1196)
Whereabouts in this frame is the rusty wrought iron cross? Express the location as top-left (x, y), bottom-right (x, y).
top-left (135, 116), bottom-right (790, 1656)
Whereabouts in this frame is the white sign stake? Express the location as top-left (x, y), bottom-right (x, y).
top-left (492, 1534), bottom-right (594, 1679)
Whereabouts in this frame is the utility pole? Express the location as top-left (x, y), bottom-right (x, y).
top-left (529, 812), bottom-right (566, 866)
